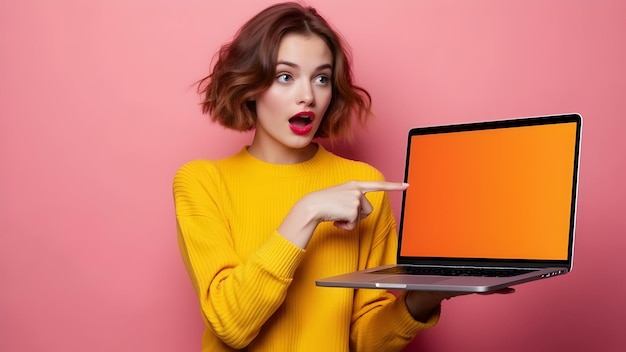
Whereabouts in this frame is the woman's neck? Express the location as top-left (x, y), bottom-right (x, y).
top-left (247, 142), bottom-right (319, 165)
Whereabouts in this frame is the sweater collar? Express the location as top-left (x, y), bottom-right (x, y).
top-left (236, 143), bottom-right (335, 177)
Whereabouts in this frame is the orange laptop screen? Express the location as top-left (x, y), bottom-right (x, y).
top-left (400, 121), bottom-right (578, 260)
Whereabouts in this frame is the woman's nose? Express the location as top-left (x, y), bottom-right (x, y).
top-left (297, 82), bottom-right (314, 106)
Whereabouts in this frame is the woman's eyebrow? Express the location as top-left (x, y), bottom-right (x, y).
top-left (316, 63), bottom-right (333, 71)
top-left (276, 61), bottom-right (333, 71)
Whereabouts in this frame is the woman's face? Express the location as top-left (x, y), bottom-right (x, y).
top-left (250, 33), bottom-right (333, 163)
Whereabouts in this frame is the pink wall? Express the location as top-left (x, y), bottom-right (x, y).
top-left (1, 1), bottom-right (624, 351)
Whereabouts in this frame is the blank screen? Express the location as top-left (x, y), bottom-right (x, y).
top-left (400, 122), bottom-right (578, 260)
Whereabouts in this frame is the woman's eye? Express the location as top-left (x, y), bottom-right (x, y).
top-left (277, 74), bottom-right (292, 83)
top-left (316, 75), bottom-right (330, 85)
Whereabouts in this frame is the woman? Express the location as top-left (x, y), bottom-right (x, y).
top-left (173, 2), bottom-right (458, 351)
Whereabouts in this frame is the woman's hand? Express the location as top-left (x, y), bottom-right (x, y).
top-left (278, 181), bottom-right (408, 248)
top-left (305, 181), bottom-right (408, 230)
top-left (405, 288), bottom-right (516, 322)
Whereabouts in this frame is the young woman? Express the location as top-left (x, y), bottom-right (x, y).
top-left (174, 2), bottom-right (465, 351)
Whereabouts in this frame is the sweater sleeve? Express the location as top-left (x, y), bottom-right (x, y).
top-left (349, 187), bottom-right (440, 351)
top-left (173, 161), bottom-right (306, 349)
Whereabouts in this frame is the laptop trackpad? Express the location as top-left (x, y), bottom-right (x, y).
top-left (374, 276), bottom-right (450, 285)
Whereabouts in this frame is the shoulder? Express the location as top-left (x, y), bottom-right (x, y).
top-left (172, 158), bottom-right (237, 214)
top-left (172, 151), bottom-right (244, 194)
top-left (173, 159), bottom-right (232, 216)
top-left (172, 160), bottom-right (219, 202)
top-left (173, 159), bottom-right (219, 184)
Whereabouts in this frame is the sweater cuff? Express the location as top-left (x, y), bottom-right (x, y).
top-left (254, 231), bottom-right (306, 280)
top-left (391, 291), bottom-right (441, 337)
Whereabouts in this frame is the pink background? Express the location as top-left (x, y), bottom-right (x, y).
top-left (1, 0), bottom-right (624, 351)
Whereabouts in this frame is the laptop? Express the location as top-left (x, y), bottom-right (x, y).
top-left (316, 113), bottom-right (582, 293)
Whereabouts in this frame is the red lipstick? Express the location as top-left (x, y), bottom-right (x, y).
top-left (288, 111), bottom-right (316, 136)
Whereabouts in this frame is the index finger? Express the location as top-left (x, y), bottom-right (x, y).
top-left (355, 181), bottom-right (409, 193)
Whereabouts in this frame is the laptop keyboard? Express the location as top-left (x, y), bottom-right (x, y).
top-left (373, 266), bottom-right (537, 277)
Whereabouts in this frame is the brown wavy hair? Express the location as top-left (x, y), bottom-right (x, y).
top-left (197, 2), bottom-right (372, 141)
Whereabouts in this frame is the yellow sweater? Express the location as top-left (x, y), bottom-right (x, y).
top-left (173, 144), bottom-right (439, 352)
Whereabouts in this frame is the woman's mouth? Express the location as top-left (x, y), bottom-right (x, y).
top-left (289, 111), bottom-right (315, 135)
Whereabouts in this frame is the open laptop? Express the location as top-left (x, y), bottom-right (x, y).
top-left (317, 113), bottom-right (582, 293)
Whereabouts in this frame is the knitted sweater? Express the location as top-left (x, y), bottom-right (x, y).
top-left (173, 144), bottom-right (439, 352)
